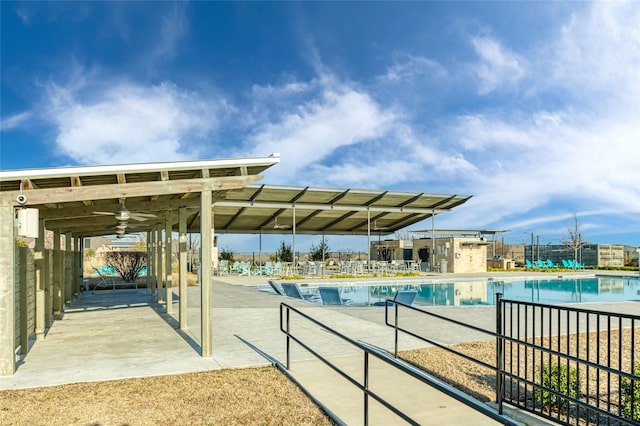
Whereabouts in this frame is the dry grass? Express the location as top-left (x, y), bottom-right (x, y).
top-left (401, 327), bottom-right (640, 424)
top-left (401, 327), bottom-right (640, 402)
top-left (1, 366), bottom-right (333, 426)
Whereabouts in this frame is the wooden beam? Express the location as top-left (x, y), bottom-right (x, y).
top-left (70, 176), bottom-right (93, 206)
top-left (150, 171), bottom-right (170, 201)
top-left (2, 175), bottom-right (262, 206)
top-left (39, 200), bottom-right (201, 220)
top-left (21, 178), bottom-right (37, 190)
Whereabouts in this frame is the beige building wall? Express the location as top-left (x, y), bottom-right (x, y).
top-left (412, 237), bottom-right (488, 273)
top-left (370, 239), bottom-right (409, 261)
top-left (597, 244), bottom-right (625, 267)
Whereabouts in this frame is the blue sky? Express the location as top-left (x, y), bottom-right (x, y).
top-left (1, 1), bottom-right (639, 252)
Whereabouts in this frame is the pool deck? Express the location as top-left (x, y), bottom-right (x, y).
top-left (1, 270), bottom-right (637, 424)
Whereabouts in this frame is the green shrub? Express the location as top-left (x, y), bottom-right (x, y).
top-left (220, 247), bottom-right (234, 262)
top-left (621, 362), bottom-right (640, 422)
top-left (534, 362), bottom-right (582, 411)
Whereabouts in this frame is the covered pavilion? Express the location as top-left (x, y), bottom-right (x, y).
top-left (0, 154), bottom-right (471, 375)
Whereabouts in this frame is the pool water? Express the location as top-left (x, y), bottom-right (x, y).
top-left (264, 276), bottom-right (640, 306)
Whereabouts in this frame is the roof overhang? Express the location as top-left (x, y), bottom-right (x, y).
top-left (209, 185), bottom-right (472, 236)
top-left (1, 155), bottom-right (473, 238)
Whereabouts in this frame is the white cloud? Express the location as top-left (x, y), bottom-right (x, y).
top-left (471, 36), bottom-right (525, 94)
top-left (44, 81), bottom-right (222, 165)
top-left (548, 2), bottom-right (640, 103)
top-left (142, 2), bottom-right (189, 70)
top-left (246, 86), bottom-right (396, 182)
top-left (430, 2), bottom-right (640, 241)
top-left (0, 112), bottom-right (32, 131)
top-left (381, 54), bottom-right (447, 83)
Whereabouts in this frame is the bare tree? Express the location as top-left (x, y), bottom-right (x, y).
top-left (562, 213), bottom-right (586, 268)
top-left (187, 234), bottom-right (201, 272)
top-left (393, 230), bottom-right (414, 241)
top-left (103, 250), bottom-right (147, 282)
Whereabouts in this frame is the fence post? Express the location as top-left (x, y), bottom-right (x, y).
top-left (286, 307), bottom-right (291, 370)
top-left (496, 293), bottom-right (504, 414)
top-left (364, 351), bottom-right (369, 426)
top-left (394, 303), bottom-right (399, 357)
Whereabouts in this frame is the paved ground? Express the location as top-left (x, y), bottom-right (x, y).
top-left (2, 270), bottom-right (637, 424)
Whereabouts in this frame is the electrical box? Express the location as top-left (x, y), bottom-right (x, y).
top-left (17, 208), bottom-right (39, 238)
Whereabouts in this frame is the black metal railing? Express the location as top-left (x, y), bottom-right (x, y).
top-left (384, 294), bottom-right (640, 426)
top-left (279, 302), bottom-right (518, 426)
top-left (385, 295), bottom-right (506, 410)
top-left (500, 298), bottom-right (639, 426)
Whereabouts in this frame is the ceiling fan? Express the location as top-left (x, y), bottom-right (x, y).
top-left (372, 220), bottom-right (389, 231)
top-left (272, 217), bottom-right (291, 230)
top-left (113, 219), bottom-right (148, 238)
top-left (93, 198), bottom-right (157, 222)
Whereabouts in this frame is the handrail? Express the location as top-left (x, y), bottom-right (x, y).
top-left (385, 295), bottom-right (506, 412)
top-left (384, 294), bottom-right (640, 426)
top-left (279, 302), bottom-right (519, 426)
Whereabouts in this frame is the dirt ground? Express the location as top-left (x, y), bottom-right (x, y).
top-left (0, 367), bottom-right (333, 426)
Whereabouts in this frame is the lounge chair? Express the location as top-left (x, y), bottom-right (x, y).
top-left (374, 290), bottom-right (418, 306)
top-left (318, 287), bottom-right (352, 305)
top-left (546, 259), bottom-right (558, 268)
top-left (561, 259), bottom-right (570, 268)
top-left (536, 259), bottom-right (549, 269)
top-left (268, 280), bottom-right (284, 296)
top-left (525, 259), bottom-right (536, 269)
top-left (281, 282), bottom-right (318, 301)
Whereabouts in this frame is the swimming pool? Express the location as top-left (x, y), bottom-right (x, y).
top-left (264, 276), bottom-right (640, 306)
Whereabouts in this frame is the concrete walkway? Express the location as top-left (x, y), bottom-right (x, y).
top-left (2, 271), bottom-right (637, 424)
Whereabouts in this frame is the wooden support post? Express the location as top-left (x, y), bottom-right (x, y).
top-left (178, 207), bottom-right (187, 329)
top-left (165, 212), bottom-right (173, 314)
top-left (52, 229), bottom-right (63, 320)
top-left (0, 201), bottom-right (16, 375)
top-left (19, 247), bottom-right (29, 355)
top-left (64, 233), bottom-right (72, 304)
top-left (45, 247), bottom-right (53, 329)
top-left (146, 231), bottom-right (151, 293)
top-left (156, 225), bottom-right (163, 303)
top-left (200, 190), bottom-right (213, 357)
top-left (151, 230), bottom-right (155, 295)
top-left (35, 219), bottom-right (46, 340)
top-left (75, 237), bottom-right (81, 295)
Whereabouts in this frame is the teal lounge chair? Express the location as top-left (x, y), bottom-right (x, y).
top-left (536, 259), bottom-right (549, 269)
top-left (318, 287), bottom-right (352, 305)
top-left (281, 282), bottom-right (318, 301)
top-left (546, 259), bottom-right (558, 268)
top-left (525, 259), bottom-right (536, 269)
top-left (374, 290), bottom-right (418, 306)
top-left (561, 259), bottom-right (570, 268)
top-left (268, 280), bottom-right (284, 296)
